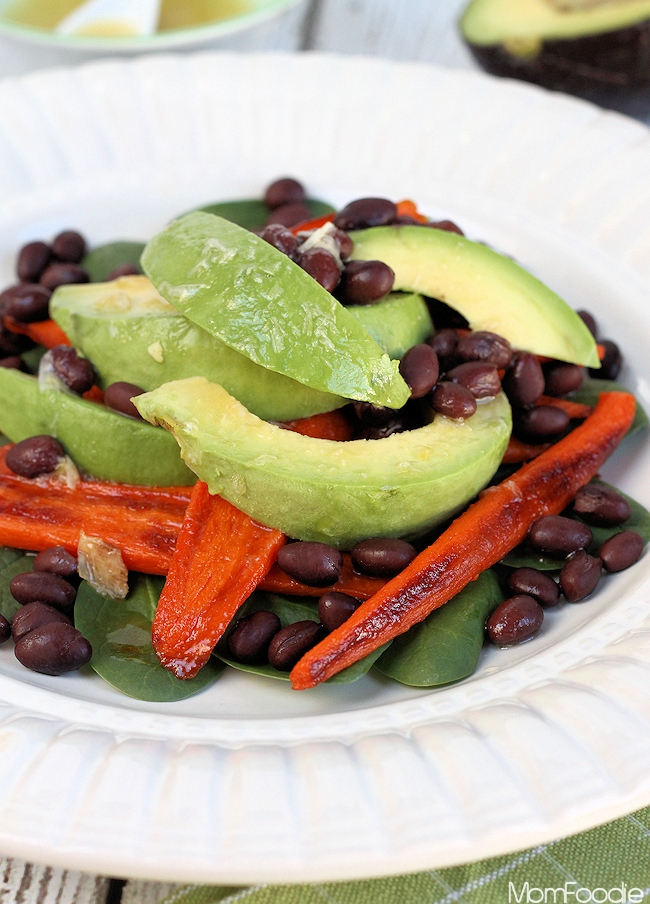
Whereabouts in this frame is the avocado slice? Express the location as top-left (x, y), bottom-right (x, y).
top-left (0, 368), bottom-right (193, 486)
top-left (51, 277), bottom-right (431, 421)
top-left (461, 0), bottom-right (650, 110)
top-left (135, 377), bottom-right (512, 549)
top-left (350, 225), bottom-right (599, 368)
top-left (141, 212), bottom-right (410, 409)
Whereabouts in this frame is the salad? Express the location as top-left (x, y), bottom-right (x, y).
top-left (0, 177), bottom-right (646, 702)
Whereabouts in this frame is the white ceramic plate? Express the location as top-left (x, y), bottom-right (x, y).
top-left (0, 0), bottom-right (298, 52)
top-left (0, 53), bottom-right (649, 885)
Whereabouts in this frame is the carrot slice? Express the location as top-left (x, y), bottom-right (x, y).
top-left (396, 199), bottom-right (428, 223)
top-left (0, 446), bottom-right (190, 574)
top-left (278, 409), bottom-right (353, 441)
top-left (502, 437), bottom-right (551, 464)
top-left (291, 213), bottom-right (335, 235)
top-left (290, 391), bottom-right (636, 689)
top-left (152, 480), bottom-right (285, 679)
top-left (261, 554), bottom-right (385, 601)
top-left (4, 317), bottom-right (70, 348)
top-left (537, 395), bottom-right (592, 419)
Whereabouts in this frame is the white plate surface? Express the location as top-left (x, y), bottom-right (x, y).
top-left (0, 53), bottom-right (650, 885)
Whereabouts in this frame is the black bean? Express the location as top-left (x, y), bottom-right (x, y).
top-left (446, 361), bottom-right (501, 399)
top-left (507, 567), bottom-right (560, 607)
top-left (228, 610), bottom-right (281, 664)
top-left (427, 328), bottom-right (458, 361)
top-left (33, 546), bottom-right (78, 578)
top-left (487, 595), bottom-right (544, 645)
top-left (50, 345), bottom-right (96, 394)
top-left (337, 260), bottom-right (394, 305)
top-left (357, 419), bottom-right (408, 440)
top-left (572, 484), bottom-right (631, 527)
top-left (267, 620), bottom-right (324, 670)
top-left (352, 401), bottom-right (394, 427)
top-left (351, 538), bottom-right (417, 577)
top-left (264, 178), bottom-right (305, 210)
top-left (331, 228), bottom-right (354, 260)
top-left (1, 283), bottom-right (51, 323)
top-left (14, 623), bottom-right (91, 675)
top-left (17, 241), bottom-right (51, 283)
top-left (430, 381), bottom-right (477, 419)
top-left (502, 352), bottom-right (545, 408)
top-left (560, 550), bottom-right (602, 602)
top-left (277, 541), bottom-right (343, 587)
top-left (11, 601), bottom-right (72, 643)
top-left (0, 613), bottom-right (10, 644)
top-left (299, 248), bottom-right (340, 292)
top-left (457, 331), bottom-right (512, 368)
top-left (577, 309), bottom-right (598, 339)
top-left (40, 262), bottom-right (89, 291)
top-left (10, 571), bottom-right (77, 613)
top-left (259, 223), bottom-right (299, 258)
top-left (0, 356), bottom-right (24, 371)
top-left (334, 198), bottom-right (397, 231)
top-left (592, 339), bottom-right (622, 380)
top-left (429, 219), bottom-right (464, 235)
top-left (107, 264), bottom-right (140, 280)
top-left (599, 531), bottom-right (644, 572)
top-left (543, 363), bottom-right (584, 397)
top-left (399, 344), bottom-right (439, 399)
top-left (514, 406), bottom-right (569, 442)
top-left (266, 202), bottom-right (311, 228)
top-left (529, 515), bottom-right (593, 557)
top-left (5, 435), bottom-right (64, 478)
top-left (51, 230), bottom-right (86, 264)
top-left (318, 592), bottom-right (360, 632)
top-left (104, 382), bottom-right (145, 419)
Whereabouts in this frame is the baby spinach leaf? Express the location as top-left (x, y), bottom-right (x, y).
top-left (500, 480), bottom-right (650, 570)
top-left (216, 591), bottom-right (388, 684)
top-left (0, 548), bottom-right (33, 621)
top-left (572, 378), bottom-right (649, 437)
top-left (82, 241), bottom-right (145, 283)
top-left (198, 198), bottom-right (335, 232)
top-left (375, 569), bottom-right (504, 687)
top-left (74, 573), bottom-right (223, 701)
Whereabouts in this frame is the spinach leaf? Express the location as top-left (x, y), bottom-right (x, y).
top-left (74, 573), bottom-right (223, 701)
top-left (501, 480), bottom-right (650, 570)
top-left (216, 591), bottom-right (388, 684)
top-left (375, 569), bottom-right (504, 687)
top-left (0, 548), bottom-right (33, 621)
top-left (82, 241), bottom-right (145, 283)
top-left (197, 198), bottom-right (335, 232)
top-left (572, 378), bottom-right (649, 437)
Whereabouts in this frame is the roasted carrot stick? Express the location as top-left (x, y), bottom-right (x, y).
top-left (261, 554), bottom-right (385, 600)
top-left (278, 408), bottom-right (353, 441)
top-left (4, 317), bottom-right (70, 348)
top-left (291, 213), bottom-right (335, 234)
top-left (290, 391), bottom-right (636, 689)
top-left (152, 481), bottom-right (285, 678)
top-left (502, 437), bottom-right (551, 464)
top-left (537, 395), bottom-right (592, 419)
top-left (396, 200), bottom-right (428, 223)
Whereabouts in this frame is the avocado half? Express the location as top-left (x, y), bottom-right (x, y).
top-left (461, 0), bottom-right (650, 114)
top-left (135, 377), bottom-right (512, 549)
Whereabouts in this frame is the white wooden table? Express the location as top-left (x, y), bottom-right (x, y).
top-left (0, 1), bottom-right (642, 900)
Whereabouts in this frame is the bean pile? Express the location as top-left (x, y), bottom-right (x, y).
top-left (227, 537), bottom-right (417, 670)
top-left (0, 545), bottom-right (92, 675)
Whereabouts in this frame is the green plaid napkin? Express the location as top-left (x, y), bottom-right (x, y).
top-left (157, 806), bottom-right (650, 904)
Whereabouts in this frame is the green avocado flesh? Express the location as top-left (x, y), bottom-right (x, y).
top-left (51, 278), bottom-right (431, 421)
top-left (350, 226), bottom-right (599, 368)
top-left (141, 212), bottom-right (410, 409)
top-left (135, 377), bottom-right (512, 548)
top-left (461, 0), bottom-right (650, 44)
top-left (0, 368), bottom-right (193, 486)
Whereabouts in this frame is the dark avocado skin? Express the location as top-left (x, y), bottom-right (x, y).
top-left (466, 21), bottom-right (650, 117)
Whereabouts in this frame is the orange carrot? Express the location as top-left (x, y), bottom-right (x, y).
top-left (290, 391), bottom-right (636, 689)
top-left (0, 446), bottom-right (190, 574)
top-left (537, 395), bottom-right (592, 419)
top-left (4, 317), bottom-right (70, 348)
top-left (152, 481), bottom-right (285, 678)
top-left (82, 385), bottom-right (105, 405)
top-left (396, 199), bottom-right (428, 223)
top-left (502, 437), bottom-right (551, 464)
top-left (278, 408), bottom-right (353, 441)
top-left (261, 554), bottom-right (385, 601)
top-left (291, 213), bottom-right (335, 234)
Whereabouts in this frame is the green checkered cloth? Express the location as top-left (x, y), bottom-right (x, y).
top-left (158, 806), bottom-right (650, 904)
